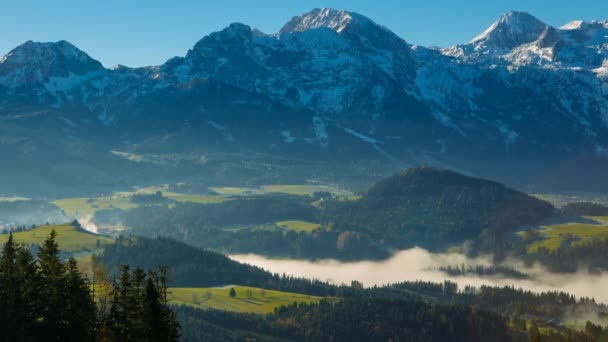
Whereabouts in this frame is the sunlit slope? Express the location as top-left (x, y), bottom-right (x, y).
top-left (525, 217), bottom-right (608, 253)
top-left (169, 286), bottom-right (320, 314)
top-left (0, 223), bottom-right (113, 253)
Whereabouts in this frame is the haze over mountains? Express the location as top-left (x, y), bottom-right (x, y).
top-left (1, 8), bottom-right (608, 195)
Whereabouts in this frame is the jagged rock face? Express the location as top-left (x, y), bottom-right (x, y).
top-left (0, 8), bottom-right (607, 190)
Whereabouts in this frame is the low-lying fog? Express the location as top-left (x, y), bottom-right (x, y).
top-left (231, 248), bottom-right (608, 304)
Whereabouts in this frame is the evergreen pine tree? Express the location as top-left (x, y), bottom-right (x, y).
top-left (0, 234), bottom-right (20, 340)
top-left (36, 229), bottom-right (66, 339)
top-left (63, 257), bottom-right (97, 341)
top-left (14, 243), bottom-right (40, 341)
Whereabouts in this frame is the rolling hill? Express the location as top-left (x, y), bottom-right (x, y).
top-left (321, 167), bottom-right (555, 250)
top-left (0, 222), bottom-right (113, 253)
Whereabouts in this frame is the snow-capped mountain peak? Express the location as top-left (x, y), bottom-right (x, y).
top-left (280, 8), bottom-right (356, 33)
top-left (0, 40), bottom-right (106, 104)
top-left (0, 40), bottom-right (103, 73)
top-left (0, 8), bottom-right (606, 175)
top-left (470, 11), bottom-right (549, 49)
top-left (561, 20), bottom-right (584, 30)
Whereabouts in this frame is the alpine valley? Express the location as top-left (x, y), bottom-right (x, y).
top-left (4, 6), bottom-right (608, 341)
top-left (2, 8), bottom-right (608, 196)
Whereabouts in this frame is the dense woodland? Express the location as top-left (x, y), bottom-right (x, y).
top-left (0, 228), bottom-right (607, 340)
top-left (122, 168), bottom-right (557, 260)
top-left (99, 236), bottom-right (353, 296)
top-left (123, 196), bottom-right (389, 260)
top-left (175, 291), bottom-right (608, 342)
top-left (321, 167), bottom-right (555, 251)
top-left (0, 231), bottom-right (180, 341)
top-left (4, 167), bottom-right (608, 340)
top-left (439, 264), bottom-right (529, 279)
top-left (125, 194), bottom-right (317, 230)
top-left (522, 238), bottom-right (608, 273)
top-left (96, 236), bottom-right (608, 341)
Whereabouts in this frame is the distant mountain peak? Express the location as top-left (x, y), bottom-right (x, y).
top-left (560, 20), bottom-right (585, 30)
top-left (1, 40), bottom-right (101, 69)
top-left (471, 11), bottom-right (549, 49)
top-left (0, 40), bottom-right (104, 85)
top-left (280, 8), bottom-right (372, 34)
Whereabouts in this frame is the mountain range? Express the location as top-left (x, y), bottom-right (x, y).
top-left (1, 8), bottom-right (607, 196)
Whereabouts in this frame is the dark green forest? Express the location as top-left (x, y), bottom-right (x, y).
top-left (122, 168), bottom-right (556, 260)
top-left (95, 236), bottom-right (608, 341)
top-left (0, 231), bottom-right (180, 341)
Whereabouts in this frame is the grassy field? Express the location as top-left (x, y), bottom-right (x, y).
top-left (53, 191), bottom-right (228, 217)
top-left (53, 182), bottom-right (351, 218)
top-left (52, 197), bottom-right (137, 217)
top-left (275, 220), bottom-right (321, 233)
top-left (589, 216), bottom-right (608, 223)
top-left (169, 286), bottom-right (320, 314)
top-left (526, 218), bottom-right (608, 253)
top-left (0, 223), bottom-right (113, 253)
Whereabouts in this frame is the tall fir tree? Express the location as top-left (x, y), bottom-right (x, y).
top-left (36, 229), bottom-right (66, 338)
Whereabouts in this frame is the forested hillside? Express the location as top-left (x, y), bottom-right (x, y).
top-left (321, 167), bottom-right (554, 250)
top-left (0, 230), bottom-right (180, 341)
top-left (121, 168), bottom-right (557, 259)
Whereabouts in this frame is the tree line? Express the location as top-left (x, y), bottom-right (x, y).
top-left (0, 230), bottom-right (180, 341)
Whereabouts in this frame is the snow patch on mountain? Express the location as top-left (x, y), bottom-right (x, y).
top-left (208, 121), bottom-right (235, 142)
top-left (44, 70), bottom-right (103, 95)
top-left (470, 11), bottom-right (549, 48)
top-left (343, 127), bottom-right (383, 145)
top-left (281, 8), bottom-right (354, 33)
top-left (497, 122), bottom-right (519, 146)
top-left (312, 116), bottom-right (329, 146)
top-left (281, 130), bottom-right (296, 144)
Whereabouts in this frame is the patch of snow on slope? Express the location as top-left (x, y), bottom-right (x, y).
top-left (281, 130), bottom-right (296, 144)
top-left (596, 145), bottom-right (608, 157)
top-left (173, 64), bottom-right (192, 83)
top-left (98, 107), bottom-right (114, 126)
top-left (561, 20), bottom-right (584, 30)
top-left (343, 127), bottom-right (383, 145)
top-left (312, 116), bottom-right (329, 146)
top-left (371, 85), bottom-right (385, 110)
top-left (208, 120), bottom-right (235, 142)
top-left (431, 109), bottom-right (465, 136)
top-left (284, 8), bottom-right (353, 33)
top-left (44, 71), bottom-right (103, 95)
top-left (368, 51), bottom-right (394, 77)
top-left (497, 121), bottom-right (519, 145)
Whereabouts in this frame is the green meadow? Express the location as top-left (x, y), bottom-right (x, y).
top-left (169, 286), bottom-right (320, 314)
top-left (525, 217), bottom-right (608, 253)
top-left (0, 223), bottom-right (113, 253)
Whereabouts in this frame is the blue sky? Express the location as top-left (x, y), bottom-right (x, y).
top-left (2, 0), bottom-right (606, 67)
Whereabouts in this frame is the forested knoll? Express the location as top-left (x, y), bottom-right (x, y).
top-left (321, 167), bottom-right (555, 249)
